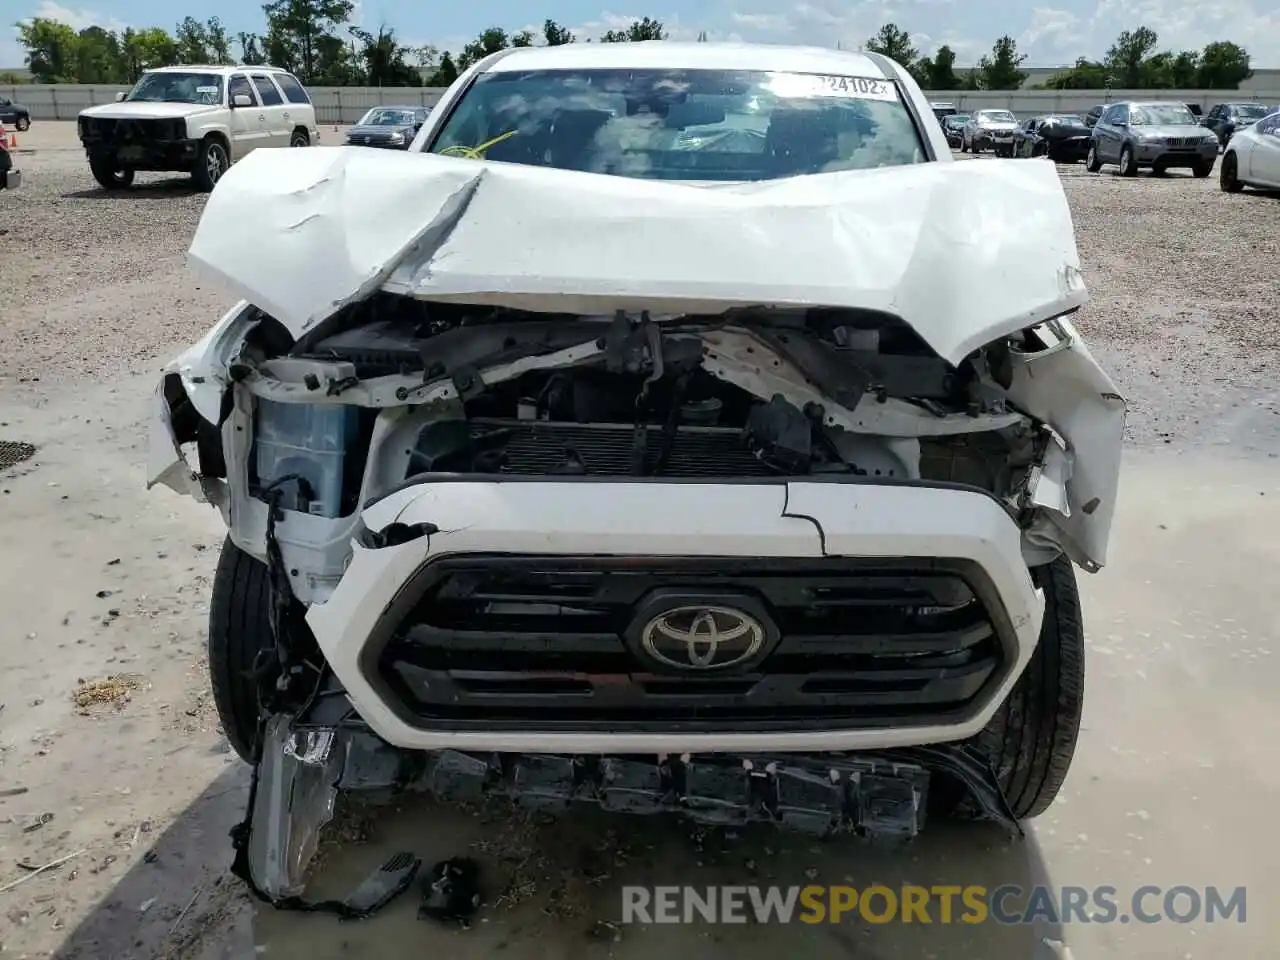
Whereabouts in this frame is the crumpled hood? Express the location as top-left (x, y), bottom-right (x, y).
top-left (186, 146), bottom-right (1087, 367)
top-left (80, 101), bottom-right (220, 120)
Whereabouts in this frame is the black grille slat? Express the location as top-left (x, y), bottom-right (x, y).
top-left (375, 557), bottom-right (1010, 733)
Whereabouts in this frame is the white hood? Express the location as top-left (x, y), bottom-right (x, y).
top-left (80, 101), bottom-right (219, 120)
top-left (186, 147), bottom-right (1087, 367)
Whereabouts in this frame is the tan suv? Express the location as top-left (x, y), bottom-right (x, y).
top-left (77, 64), bottom-right (320, 192)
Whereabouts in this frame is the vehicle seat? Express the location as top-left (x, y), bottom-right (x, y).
top-left (764, 108), bottom-right (841, 176)
top-left (547, 109), bottom-right (613, 170)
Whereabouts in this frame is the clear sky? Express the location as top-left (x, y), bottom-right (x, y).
top-left (5, 0), bottom-right (1279, 73)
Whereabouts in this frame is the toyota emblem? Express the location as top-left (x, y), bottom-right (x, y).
top-left (640, 605), bottom-right (765, 671)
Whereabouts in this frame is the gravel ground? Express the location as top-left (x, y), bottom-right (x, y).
top-left (1, 124), bottom-right (1279, 960)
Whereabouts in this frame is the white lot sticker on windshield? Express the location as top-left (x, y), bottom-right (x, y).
top-left (196, 86), bottom-right (219, 93)
top-left (766, 73), bottom-right (899, 102)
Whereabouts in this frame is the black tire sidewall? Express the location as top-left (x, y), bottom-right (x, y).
top-left (971, 555), bottom-right (1085, 821)
top-left (90, 157), bottom-right (133, 190)
top-left (193, 138), bottom-right (229, 192)
top-left (208, 536), bottom-right (276, 762)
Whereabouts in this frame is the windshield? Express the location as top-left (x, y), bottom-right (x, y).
top-left (1234, 104), bottom-right (1268, 119)
top-left (359, 107), bottom-right (421, 126)
top-left (426, 68), bottom-right (926, 181)
top-left (978, 110), bottom-right (1015, 123)
top-left (126, 72), bottom-right (223, 106)
top-left (1131, 104), bottom-right (1196, 125)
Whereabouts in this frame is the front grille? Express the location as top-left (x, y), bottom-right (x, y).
top-left (458, 419), bottom-right (775, 478)
top-left (1164, 137), bottom-right (1198, 147)
top-left (83, 117), bottom-right (184, 143)
top-left (372, 556), bottom-right (1011, 733)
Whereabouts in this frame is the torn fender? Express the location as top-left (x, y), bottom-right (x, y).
top-left (145, 301), bottom-right (257, 498)
top-left (187, 147), bottom-right (1087, 367)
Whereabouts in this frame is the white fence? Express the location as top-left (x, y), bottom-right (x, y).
top-left (3, 83), bottom-right (1277, 124)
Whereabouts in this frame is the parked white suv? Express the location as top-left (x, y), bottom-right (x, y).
top-left (149, 42), bottom-right (1125, 905)
top-left (77, 64), bottom-right (319, 192)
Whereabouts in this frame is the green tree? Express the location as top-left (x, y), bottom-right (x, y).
top-left (976, 35), bottom-right (1028, 89)
top-left (121, 27), bottom-right (180, 79)
top-left (864, 23), bottom-right (917, 66)
top-left (543, 19), bottom-right (574, 45)
top-left (175, 16), bottom-right (212, 63)
top-left (351, 25), bottom-right (419, 85)
top-left (206, 17), bottom-right (232, 63)
top-left (511, 30), bottom-right (535, 47)
top-left (1196, 41), bottom-right (1251, 88)
top-left (918, 44), bottom-right (960, 90)
top-left (1104, 27), bottom-right (1159, 88)
top-left (15, 17), bottom-right (80, 82)
top-left (260, 0), bottom-right (355, 83)
top-left (1165, 51), bottom-right (1200, 87)
top-left (75, 26), bottom-right (124, 83)
top-left (457, 27), bottom-right (509, 69)
top-left (1037, 58), bottom-right (1110, 89)
top-left (425, 51), bottom-right (458, 86)
top-left (600, 17), bottom-right (667, 42)
top-left (237, 32), bottom-right (267, 65)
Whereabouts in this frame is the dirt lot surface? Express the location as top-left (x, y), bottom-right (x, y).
top-left (1, 122), bottom-right (1278, 960)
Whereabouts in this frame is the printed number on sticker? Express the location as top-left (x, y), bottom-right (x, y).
top-left (767, 74), bottom-right (898, 102)
top-left (819, 76), bottom-right (891, 98)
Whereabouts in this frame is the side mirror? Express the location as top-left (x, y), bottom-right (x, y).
top-left (232, 94), bottom-right (253, 108)
top-left (115, 92), bottom-right (127, 102)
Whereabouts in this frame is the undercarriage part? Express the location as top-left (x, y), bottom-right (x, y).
top-left (230, 715), bottom-right (423, 915)
top-left (230, 713), bottom-right (1021, 914)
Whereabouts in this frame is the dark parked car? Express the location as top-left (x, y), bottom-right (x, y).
top-left (1086, 100), bottom-right (1220, 177)
top-left (1202, 102), bottom-right (1272, 147)
top-left (345, 105), bottom-right (430, 149)
top-left (930, 102), bottom-right (958, 123)
top-left (1013, 114), bottom-right (1092, 162)
top-left (0, 95), bottom-right (30, 132)
top-left (941, 114), bottom-right (969, 149)
top-left (0, 122), bottom-right (18, 188)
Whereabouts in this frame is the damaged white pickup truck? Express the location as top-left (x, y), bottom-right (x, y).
top-left (148, 42), bottom-right (1125, 912)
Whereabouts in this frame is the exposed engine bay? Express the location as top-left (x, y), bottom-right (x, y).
top-left (226, 293), bottom-right (1048, 518)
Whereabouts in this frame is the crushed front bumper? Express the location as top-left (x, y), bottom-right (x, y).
top-left (237, 713), bottom-right (1021, 902)
top-left (307, 478), bottom-right (1045, 756)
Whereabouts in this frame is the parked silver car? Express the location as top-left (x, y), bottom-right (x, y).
top-left (961, 109), bottom-right (1019, 156)
top-left (1085, 101), bottom-right (1219, 178)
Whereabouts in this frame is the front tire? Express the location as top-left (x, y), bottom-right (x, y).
top-left (1220, 152), bottom-right (1243, 192)
top-left (192, 137), bottom-right (229, 192)
top-left (89, 156), bottom-right (134, 190)
top-left (973, 555), bottom-right (1085, 820)
top-left (1085, 143), bottom-right (1102, 172)
top-left (208, 538), bottom-right (276, 762)
top-left (1118, 145), bottom-right (1137, 176)
top-left (1192, 160), bottom-right (1213, 179)
top-left (290, 128), bottom-right (310, 147)
top-left (15, 116), bottom-right (29, 132)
